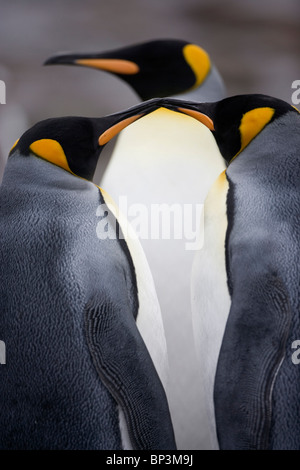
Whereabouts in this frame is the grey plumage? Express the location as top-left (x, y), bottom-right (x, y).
top-left (215, 113), bottom-right (300, 449)
top-left (160, 94), bottom-right (300, 449)
top-left (0, 108), bottom-right (176, 450)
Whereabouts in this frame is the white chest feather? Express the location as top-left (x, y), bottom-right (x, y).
top-left (99, 109), bottom-right (226, 449)
top-left (191, 171), bottom-right (231, 449)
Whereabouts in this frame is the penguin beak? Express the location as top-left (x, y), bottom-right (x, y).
top-left (95, 98), bottom-right (163, 147)
top-left (161, 99), bottom-right (215, 131)
top-left (98, 113), bottom-right (144, 146)
top-left (176, 107), bottom-right (215, 130)
top-left (44, 52), bottom-right (139, 75)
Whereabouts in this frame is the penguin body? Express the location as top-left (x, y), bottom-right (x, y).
top-left (45, 40), bottom-right (227, 448)
top-left (101, 106), bottom-right (225, 328)
top-left (163, 94), bottom-right (300, 449)
top-left (220, 114), bottom-right (300, 449)
top-left (0, 103), bottom-right (176, 450)
top-left (100, 107), bottom-right (226, 449)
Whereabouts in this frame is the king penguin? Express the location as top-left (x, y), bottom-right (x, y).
top-left (163, 94), bottom-right (300, 449)
top-left (44, 39), bottom-right (227, 449)
top-left (0, 98), bottom-right (177, 450)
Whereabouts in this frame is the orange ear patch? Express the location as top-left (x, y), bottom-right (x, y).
top-left (228, 107), bottom-right (275, 164)
top-left (75, 58), bottom-right (140, 75)
top-left (30, 139), bottom-right (72, 173)
top-left (183, 44), bottom-right (211, 89)
top-left (239, 107), bottom-right (275, 153)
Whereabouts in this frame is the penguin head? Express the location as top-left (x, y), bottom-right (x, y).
top-left (44, 39), bottom-right (212, 100)
top-left (9, 98), bottom-right (161, 181)
top-left (163, 94), bottom-right (299, 164)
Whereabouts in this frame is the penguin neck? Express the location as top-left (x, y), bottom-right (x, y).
top-left (172, 65), bottom-right (226, 103)
top-left (227, 113), bottom-right (300, 181)
top-left (225, 112), bottom-right (300, 289)
top-left (3, 153), bottom-right (93, 192)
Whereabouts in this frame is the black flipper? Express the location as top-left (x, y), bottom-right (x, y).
top-left (214, 274), bottom-right (291, 449)
top-left (84, 294), bottom-right (176, 450)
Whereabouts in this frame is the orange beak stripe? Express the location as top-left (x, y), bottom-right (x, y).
top-left (177, 107), bottom-right (215, 131)
top-left (75, 58), bottom-right (140, 75)
top-left (99, 114), bottom-right (144, 146)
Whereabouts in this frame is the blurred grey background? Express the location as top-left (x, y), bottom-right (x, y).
top-left (0, 0), bottom-right (299, 450)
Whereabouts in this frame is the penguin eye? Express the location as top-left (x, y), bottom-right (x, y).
top-left (29, 139), bottom-right (72, 173)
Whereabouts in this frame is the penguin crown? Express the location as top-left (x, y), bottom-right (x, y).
top-left (162, 94), bottom-right (299, 163)
top-left (44, 39), bottom-right (212, 101)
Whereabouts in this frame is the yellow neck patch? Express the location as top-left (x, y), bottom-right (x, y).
top-left (216, 169), bottom-right (227, 186)
top-left (183, 44), bottom-right (211, 89)
top-left (9, 138), bottom-right (20, 153)
top-left (29, 139), bottom-right (72, 173)
top-left (231, 107), bottom-right (275, 162)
